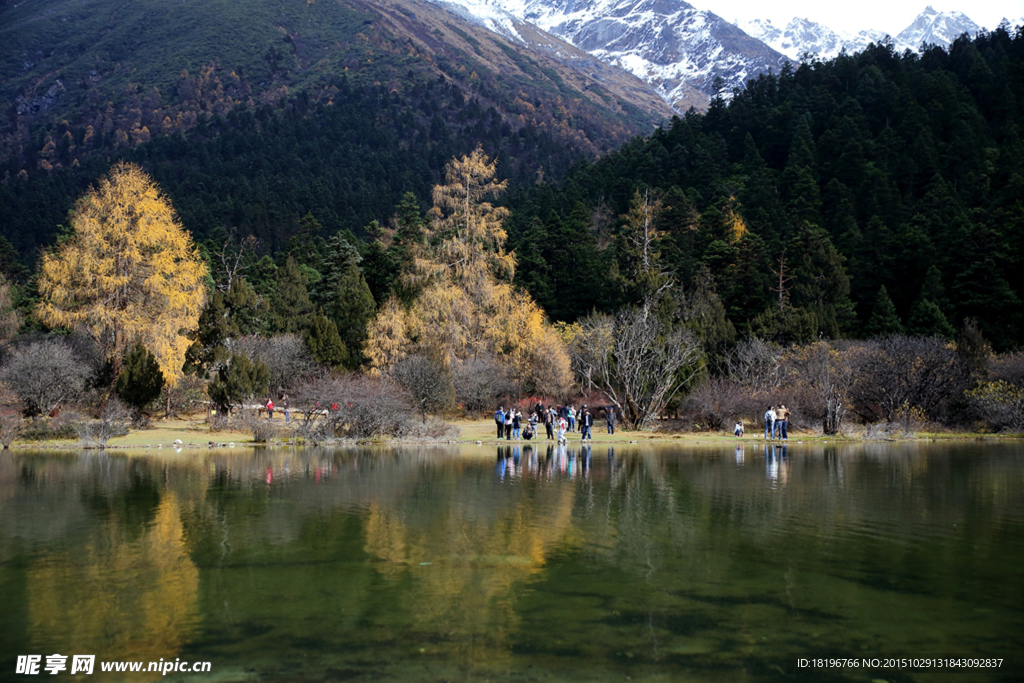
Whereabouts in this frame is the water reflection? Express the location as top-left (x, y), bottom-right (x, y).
top-left (1, 443), bottom-right (1023, 682)
top-left (764, 443), bottom-right (790, 489)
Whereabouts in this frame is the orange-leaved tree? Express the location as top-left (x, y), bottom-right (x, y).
top-left (36, 162), bottom-right (207, 387)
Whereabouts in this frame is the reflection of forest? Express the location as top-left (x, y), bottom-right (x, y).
top-left (1, 443), bottom-right (1022, 678)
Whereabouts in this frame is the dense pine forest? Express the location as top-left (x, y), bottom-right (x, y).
top-left (505, 29), bottom-right (1024, 350)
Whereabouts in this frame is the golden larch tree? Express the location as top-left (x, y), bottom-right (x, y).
top-left (37, 162), bottom-right (207, 386)
top-left (366, 146), bottom-right (571, 396)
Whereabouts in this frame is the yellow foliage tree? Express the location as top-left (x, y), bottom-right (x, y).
top-left (366, 146), bottom-right (570, 396)
top-left (36, 162), bottom-right (207, 386)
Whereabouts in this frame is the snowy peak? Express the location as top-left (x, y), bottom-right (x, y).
top-left (424, 0), bottom-right (786, 110)
top-left (743, 6), bottom-right (991, 62)
top-left (739, 17), bottom-right (885, 60)
top-left (895, 5), bottom-right (981, 49)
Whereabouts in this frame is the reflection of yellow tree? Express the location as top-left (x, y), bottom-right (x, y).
top-left (28, 493), bottom-right (199, 679)
top-left (363, 485), bottom-right (578, 671)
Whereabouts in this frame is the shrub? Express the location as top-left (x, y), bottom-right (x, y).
top-left (72, 399), bottom-right (131, 448)
top-left (0, 338), bottom-right (96, 416)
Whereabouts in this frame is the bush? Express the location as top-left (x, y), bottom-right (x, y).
top-left (289, 374), bottom-right (420, 441)
top-left (680, 377), bottom-right (761, 431)
top-left (71, 399), bottom-right (131, 448)
top-left (965, 380), bottom-right (1024, 432)
top-left (0, 409), bottom-right (23, 448)
top-left (241, 413), bottom-right (280, 443)
top-left (0, 337), bottom-right (96, 416)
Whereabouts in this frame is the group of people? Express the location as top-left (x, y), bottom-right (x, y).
top-left (734, 405), bottom-right (792, 440)
top-left (763, 404), bottom-right (790, 440)
top-left (495, 403), bottom-right (615, 443)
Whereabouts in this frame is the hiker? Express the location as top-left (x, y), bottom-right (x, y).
top-left (764, 405), bottom-right (775, 439)
top-left (495, 406), bottom-right (505, 439)
top-left (581, 407), bottom-right (593, 440)
top-left (775, 404), bottom-right (790, 441)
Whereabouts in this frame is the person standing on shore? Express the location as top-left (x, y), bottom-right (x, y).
top-left (512, 409), bottom-right (522, 439)
top-left (606, 405), bottom-right (616, 434)
top-left (775, 404), bottom-right (789, 440)
top-left (764, 405), bottom-right (775, 440)
top-left (581, 407), bottom-right (593, 440)
top-left (495, 406), bottom-right (505, 439)
top-left (545, 407), bottom-right (554, 440)
top-left (504, 409), bottom-right (513, 440)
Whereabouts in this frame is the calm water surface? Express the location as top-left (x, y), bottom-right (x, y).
top-left (1, 442), bottom-right (1022, 682)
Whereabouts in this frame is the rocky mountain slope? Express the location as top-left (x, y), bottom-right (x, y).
top-left (0, 0), bottom-right (673, 172)
top-left (424, 0), bottom-right (788, 111)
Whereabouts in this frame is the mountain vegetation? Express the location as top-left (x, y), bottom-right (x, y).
top-left (0, 7), bottom-right (1023, 436)
top-left (505, 28), bottom-right (1024, 351)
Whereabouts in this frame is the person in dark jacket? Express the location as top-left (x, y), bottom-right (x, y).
top-left (581, 407), bottom-right (593, 440)
top-left (495, 407), bottom-right (505, 439)
top-left (606, 405), bottom-right (616, 434)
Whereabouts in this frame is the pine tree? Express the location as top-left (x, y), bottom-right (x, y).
top-left (329, 262), bottom-right (376, 367)
top-left (271, 255), bottom-right (314, 334)
top-left (864, 286), bottom-right (904, 337)
top-left (305, 312), bottom-right (350, 371)
top-left (906, 297), bottom-right (956, 339)
top-left (116, 342), bottom-right (165, 412)
top-left (207, 354), bottom-right (271, 414)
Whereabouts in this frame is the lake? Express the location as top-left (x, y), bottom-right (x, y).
top-left (1, 441), bottom-right (1022, 682)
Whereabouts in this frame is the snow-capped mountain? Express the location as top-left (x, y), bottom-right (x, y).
top-left (739, 18), bottom-right (884, 61)
top-left (424, 0), bottom-right (787, 110)
top-left (743, 6), bottom-right (990, 62)
top-left (895, 6), bottom-right (981, 49)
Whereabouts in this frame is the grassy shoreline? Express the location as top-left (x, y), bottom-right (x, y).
top-left (4, 416), bottom-right (1021, 451)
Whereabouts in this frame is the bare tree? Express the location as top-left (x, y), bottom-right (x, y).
top-left (390, 354), bottom-right (455, 423)
top-left (783, 341), bottom-right (854, 435)
top-left (726, 337), bottom-right (783, 393)
top-left (231, 334), bottom-right (319, 395)
top-left (0, 338), bottom-right (96, 416)
top-left (288, 374), bottom-right (415, 441)
top-left (452, 355), bottom-right (515, 413)
top-left (573, 303), bottom-right (703, 430)
top-left (72, 398), bottom-right (131, 448)
top-left (849, 336), bottom-right (970, 423)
